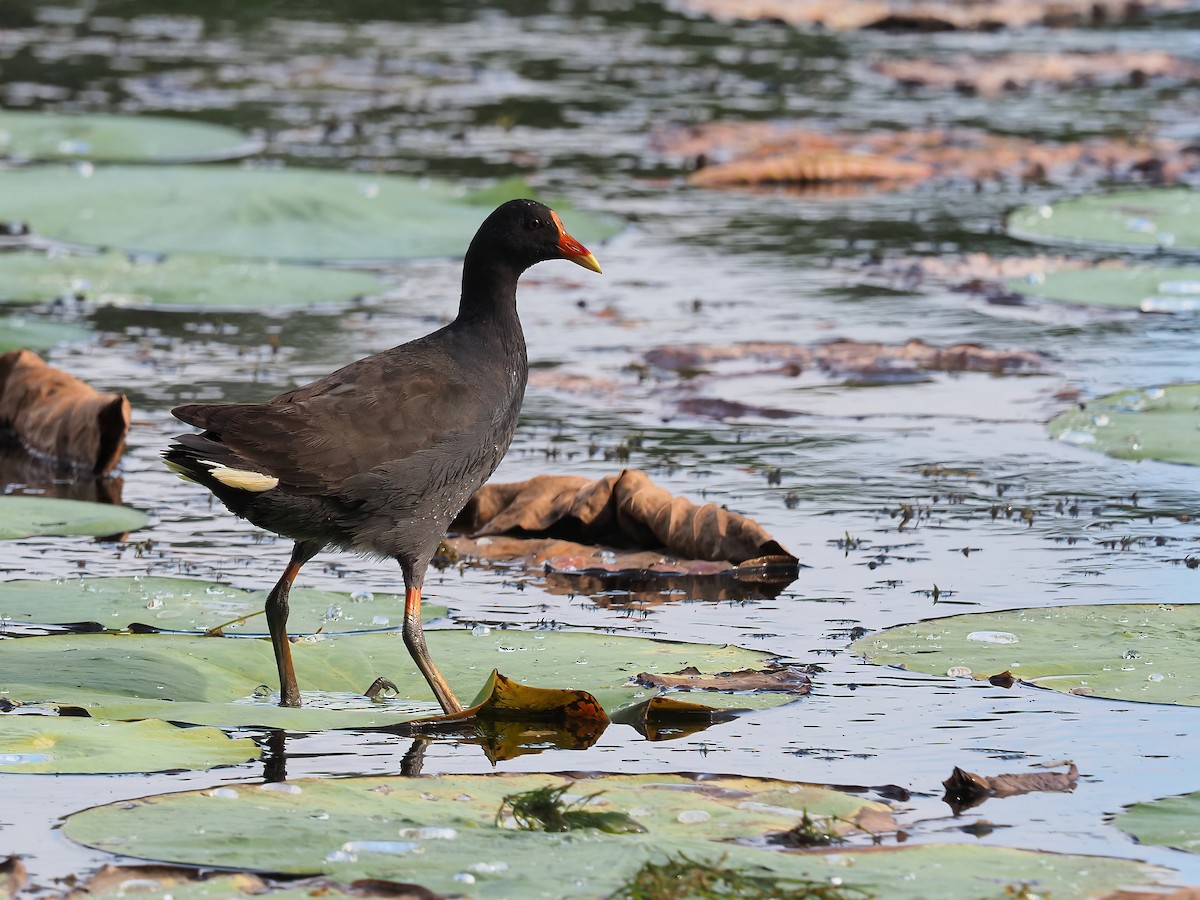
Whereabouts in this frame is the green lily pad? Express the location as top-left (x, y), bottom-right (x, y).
top-left (0, 716), bottom-right (259, 775)
top-left (0, 314), bottom-right (89, 351)
top-left (0, 630), bottom-right (796, 730)
top-left (1116, 790), bottom-right (1200, 854)
top-left (1049, 382), bottom-right (1200, 465)
top-left (0, 110), bottom-right (260, 163)
top-left (852, 603), bottom-right (1200, 705)
top-left (1008, 189), bottom-right (1200, 254)
top-left (1009, 266), bottom-right (1200, 312)
top-left (0, 167), bottom-right (621, 262)
top-left (0, 576), bottom-right (443, 634)
top-left (62, 772), bottom-right (1163, 899)
top-left (0, 496), bottom-right (146, 540)
top-left (0, 252), bottom-right (385, 309)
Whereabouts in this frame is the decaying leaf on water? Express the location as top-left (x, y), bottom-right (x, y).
top-left (62, 865), bottom-right (440, 899)
top-left (609, 695), bottom-right (741, 741)
top-left (1103, 887), bottom-right (1200, 899)
top-left (0, 857), bottom-right (26, 898)
top-left (632, 665), bottom-right (812, 693)
top-left (943, 762), bottom-right (1078, 813)
top-left (667, 0), bottom-right (1190, 31)
top-left (0, 350), bottom-right (129, 474)
top-left (988, 671), bottom-right (1017, 688)
top-left (451, 469), bottom-right (799, 571)
top-left (645, 339), bottom-right (1047, 379)
top-left (875, 51), bottom-right (1200, 95)
top-left (658, 123), bottom-right (1198, 190)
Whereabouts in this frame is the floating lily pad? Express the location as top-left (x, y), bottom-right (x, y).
top-left (0, 496), bottom-right (146, 540)
top-left (1048, 383), bottom-right (1200, 465)
top-left (0, 167), bottom-right (621, 262)
top-left (0, 111), bottom-right (260, 163)
top-left (0, 576), bottom-right (442, 634)
top-left (0, 252), bottom-right (385, 309)
top-left (0, 314), bottom-right (89, 351)
top-left (62, 772), bottom-right (1162, 899)
top-left (0, 630), bottom-right (796, 730)
top-left (0, 716), bottom-right (259, 775)
top-left (1008, 189), bottom-right (1200, 254)
top-left (1116, 791), bottom-right (1200, 854)
top-left (853, 603), bottom-right (1200, 705)
top-left (1010, 266), bottom-right (1200, 312)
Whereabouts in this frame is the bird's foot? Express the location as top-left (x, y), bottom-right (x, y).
top-left (363, 676), bottom-right (399, 700)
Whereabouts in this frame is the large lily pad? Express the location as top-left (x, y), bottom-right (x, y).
top-left (1049, 383), bottom-right (1200, 466)
top-left (1007, 189), bottom-right (1200, 254)
top-left (0, 314), bottom-right (89, 351)
top-left (1115, 791), bottom-right (1200, 854)
top-left (1010, 266), bottom-right (1200, 312)
top-left (0, 716), bottom-right (259, 775)
top-left (62, 772), bottom-right (1163, 899)
top-left (0, 110), bottom-right (260, 163)
top-left (0, 630), bottom-right (797, 729)
top-left (0, 496), bottom-right (146, 539)
top-left (0, 167), bottom-right (621, 262)
top-left (0, 576), bottom-right (442, 634)
top-left (0, 252), bottom-right (385, 309)
top-left (852, 603), bottom-right (1200, 705)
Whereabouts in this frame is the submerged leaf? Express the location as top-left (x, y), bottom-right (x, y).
top-left (942, 763), bottom-right (1078, 814)
top-left (0, 315), bottom-right (89, 352)
top-left (1009, 265), bottom-right (1200, 312)
top-left (1008, 189), bottom-right (1200, 253)
top-left (1115, 790), bottom-right (1200, 855)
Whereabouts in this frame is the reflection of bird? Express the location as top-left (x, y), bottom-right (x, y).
top-left (165, 200), bottom-right (601, 713)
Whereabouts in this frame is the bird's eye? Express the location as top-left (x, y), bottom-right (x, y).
top-left (526, 217), bottom-right (543, 230)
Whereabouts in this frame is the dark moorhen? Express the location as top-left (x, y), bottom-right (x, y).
top-left (164, 199), bottom-right (602, 713)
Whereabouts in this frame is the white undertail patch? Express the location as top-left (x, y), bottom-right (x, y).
top-left (208, 464), bottom-right (279, 492)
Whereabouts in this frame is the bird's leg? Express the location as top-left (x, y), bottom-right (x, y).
top-left (403, 585), bottom-right (464, 714)
top-left (266, 541), bottom-right (320, 708)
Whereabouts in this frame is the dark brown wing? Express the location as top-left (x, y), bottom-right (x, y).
top-left (173, 344), bottom-right (493, 496)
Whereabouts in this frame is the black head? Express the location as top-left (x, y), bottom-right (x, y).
top-left (470, 199), bottom-right (602, 274)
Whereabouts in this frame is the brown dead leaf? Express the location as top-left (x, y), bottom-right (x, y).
top-left (1103, 889), bottom-right (1200, 900)
top-left (610, 695), bottom-right (740, 741)
top-left (632, 665), bottom-right (812, 693)
top-left (943, 762), bottom-right (1078, 813)
top-left (65, 865), bottom-right (266, 898)
top-left (453, 469), bottom-right (797, 568)
top-left (668, 0), bottom-right (1189, 30)
top-left (876, 50), bottom-right (1200, 95)
top-left (988, 670), bottom-right (1016, 688)
top-left (0, 349), bottom-right (129, 474)
top-left (662, 123), bottom-right (1198, 191)
top-left (646, 338), bottom-right (1047, 379)
top-left (0, 856), bottom-right (26, 897)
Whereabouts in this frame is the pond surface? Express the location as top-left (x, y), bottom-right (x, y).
top-left (1, 0), bottom-right (1199, 893)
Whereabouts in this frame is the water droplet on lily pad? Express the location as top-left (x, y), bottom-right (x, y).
top-left (966, 631), bottom-right (1019, 644)
top-left (260, 783), bottom-right (302, 794)
top-left (351, 590), bottom-right (374, 603)
top-left (472, 624), bottom-right (491, 636)
top-left (677, 810), bottom-right (711, 824)
top-left (208, 788), bottom-right (239, 800)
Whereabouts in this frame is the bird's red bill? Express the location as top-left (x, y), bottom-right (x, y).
top-left (551, 210), bottom-right (603, 274)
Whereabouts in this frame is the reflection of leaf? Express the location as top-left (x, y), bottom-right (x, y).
top-left (0, 166), bottom-right (621, 262)
top-left (0, 716), bottom-right (259, 774)
top-left (943, 763), bottom-right (1078, 814)
top-left (1049, 382), bottom-right (1200, 465)
top-left (0, 110), bottom-right (259, 162)
top-left (632, 665), bottom-right (811, 693)
top-left (853, 603), bottom-right (1200, 705)
top-left (0, 350), bottom-right (129, 474)
top-left (0, 251), bottom-right (386, 310)
top-left (0, 495), bottom-right (146, 540)
top-left (62, 773), bottom-right (1162, 899)
top-left (453, 469), bottom-right (797, 567)
top-left (0, 630), bottom-right (794, 729)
